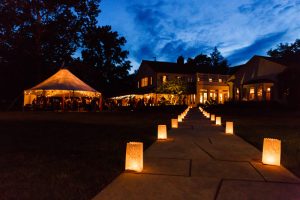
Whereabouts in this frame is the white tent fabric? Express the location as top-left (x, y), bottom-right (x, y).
top-left (30, 69), bottom-right (98, 91)
top-left (24, 69), bottom-right (101, 105)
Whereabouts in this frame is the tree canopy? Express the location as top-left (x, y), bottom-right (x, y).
top-left (186, 47), bottom-right (229, 74)
top-left (268, 39), bottom-right (300, 105)
top-left (0, 0), bottom-right (132, 108)
top-left (268, 39), bottom-right (300, 64)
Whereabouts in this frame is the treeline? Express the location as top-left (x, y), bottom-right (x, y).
top-left (0, 0), bottom-right (134, 109)
top-left (185, 47), bottom-right (229, 74)
top-left (268, 39), bottom-right (300, 105)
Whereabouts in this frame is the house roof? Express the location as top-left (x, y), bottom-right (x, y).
top-left (227, 64), bottom-right (245, 75)
top-left (140, 60), bottom-right (229, 74)
top-left (141, 60), bottom-right (195, 74)
top-left (243, 78), bottom-right (275, 85)
top-left (253, 55), bottom-right (292, 66)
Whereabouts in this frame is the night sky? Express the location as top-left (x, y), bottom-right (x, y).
top-left (99, 0), bottom-right (300, 72)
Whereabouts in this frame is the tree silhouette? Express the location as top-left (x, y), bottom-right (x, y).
top-left (0, 0), bottom-right (132, 108)
top-left (177, 55), bottom-right (184, 65)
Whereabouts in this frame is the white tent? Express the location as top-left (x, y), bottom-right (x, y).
top-left (24, 69), bottom-right (101, 105)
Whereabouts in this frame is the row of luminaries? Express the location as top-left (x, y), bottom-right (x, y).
top-left (199, 107), bottom-right (281, 167)
top-left (125, 106), bottom-right (192, 172)
top-left (124, 106), bottom-right (282, 173)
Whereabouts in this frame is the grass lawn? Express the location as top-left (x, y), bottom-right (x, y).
top-left (0, 106), bottom-right (184, 200)
top-left (206, 103), bottom-right (300, 177)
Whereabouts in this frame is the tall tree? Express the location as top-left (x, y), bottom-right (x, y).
top-left (186, 48), bottom-right (229, 74)
top-left (177, 55), bottom-right (184, 65)
top-left (210, 47), bottom-right (229, 73)
top-left (79, 25), bottom-right (131, 96)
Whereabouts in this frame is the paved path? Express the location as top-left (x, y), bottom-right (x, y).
top-left (93, 108), bottom-right (300, 200)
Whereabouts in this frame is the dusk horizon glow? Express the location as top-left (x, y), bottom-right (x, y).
top-left (99, 0), bottom-right (300, 72)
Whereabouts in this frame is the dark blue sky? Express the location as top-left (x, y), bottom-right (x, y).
top-left (99, 0), bottom-right (300, 72)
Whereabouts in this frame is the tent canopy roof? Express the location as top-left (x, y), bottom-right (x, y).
top-left (27, 69), bottom-right (100, 93)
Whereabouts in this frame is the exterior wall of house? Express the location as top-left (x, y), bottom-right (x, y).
top-left (196, 73), bottom-right (230, 104)
top-left (156, 72), bottom-right (195, 88)
top-left (229, 56), bottom-right (287, 102)
top-left (136, 63), bottom-right (157, 90)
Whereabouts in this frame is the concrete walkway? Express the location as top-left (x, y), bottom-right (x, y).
top-left (93, 108), bottom-right (300, 200)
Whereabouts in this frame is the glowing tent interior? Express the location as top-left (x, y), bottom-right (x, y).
top-left (24, 69), bottom-right (101, 111)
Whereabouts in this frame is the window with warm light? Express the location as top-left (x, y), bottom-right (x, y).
top-left (162, 75), bottom-right (167, 83)
top-left (257, 87), bottom-right (263, 101)
top-left (141, 77), bottom-right (149, 87)
top-left (266, 87), bottom-right (271, 101)
top-left (150, 77), bottom-right (153, 85)
top-left (209, 78), bottom-right (212, 82)
top-left (197, 77), bottom-right (200, 82)
top-left (249, 88), bottom-right (255, 100)
top-left (218, 78), bottom-right (222, 83)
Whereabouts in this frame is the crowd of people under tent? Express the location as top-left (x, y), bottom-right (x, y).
top-left (25, 96), bottom-right (101, 111)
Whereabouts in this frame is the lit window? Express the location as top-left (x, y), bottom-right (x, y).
top-left (267, 87), bottom-right (271, 92)
top-left (209, 78), bottom-right (212, 82)
top-left (218, 79), bottom-right (222, 83)
top-left (162, 75), bottom-right (167, 83)
top-left (150, 77), bottom-right (153, 85)
top-left (141, 77), bottom-right (149, 87)
top-left (249, 87), bottom-right (255, 100)
top-left (236, 88), bottom-right (239, 94)
top-left (197, 77), bottom-right (200, 82)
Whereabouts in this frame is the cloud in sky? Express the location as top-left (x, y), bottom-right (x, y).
top-left (100, 0), bottom-right (300, 71)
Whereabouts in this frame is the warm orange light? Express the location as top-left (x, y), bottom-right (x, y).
top-left (210, 114), bottom-right (215, 121)
top-left (262, 138), bottom-right (281, 166)
top-left (215, 116), bottom-right (221, 125)
top-left (125, 142), bottom-right (143, 172)
top-left (157, 125), bottom-right (167, 139)
top-left (225, 121), bottom-right (233, 134)
top-left (178, 115), bottom-right (182, 122)
top-left (171, 119), bottom-right (178, 128)
top-left (206, 113), bottom-right (210, 119)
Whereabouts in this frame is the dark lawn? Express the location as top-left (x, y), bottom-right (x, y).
top-left (0, 106), bottom-right (184, 200)
top-left (206, 102), bottom-right (300, 177)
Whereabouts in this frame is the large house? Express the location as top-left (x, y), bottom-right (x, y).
top-left (135, 60), bottom-right (229, 105)
top-left (112, 55), bottom-right (296, 106)
top-left (228, 56), bottom-right (288, 102)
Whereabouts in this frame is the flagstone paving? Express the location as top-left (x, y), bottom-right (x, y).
top-left (93, 108), bottom-right (300, 200)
